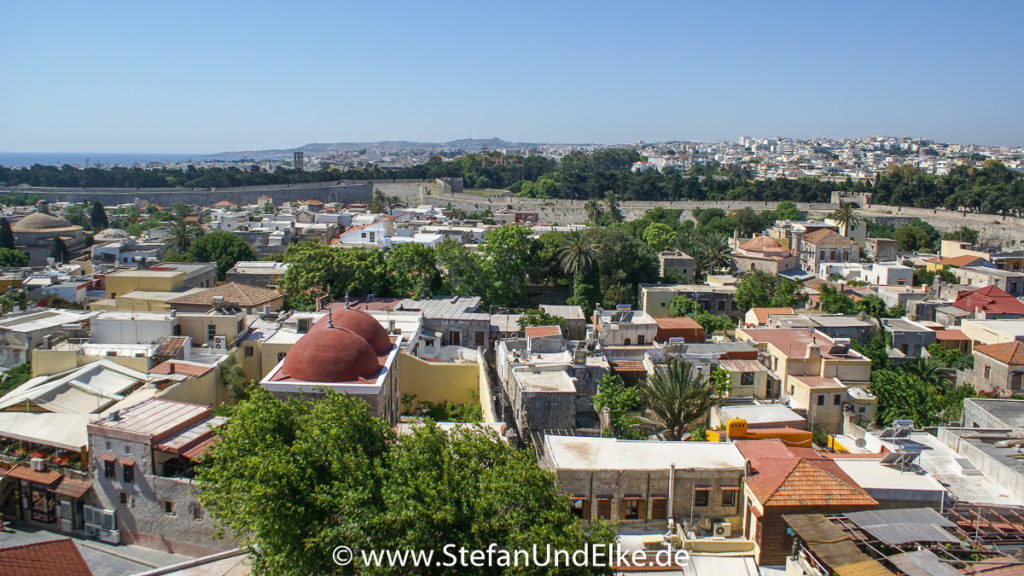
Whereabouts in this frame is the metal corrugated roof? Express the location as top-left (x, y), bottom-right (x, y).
top-left (843, 508), bottom-right (958, 545)
top-left (889, 550), bottom-right (961, 576)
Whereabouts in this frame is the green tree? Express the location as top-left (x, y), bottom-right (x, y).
top-left (818, 285), bottom-right (858, 314)
top-left (517, 308), bottom-right (566, 331)
top-left (173, 202), bottom-right (192, 219)
top-left (832, 203), bottom-right (859, 237)
top-left (437, 239), bottom-right (488, 297)
top-left (188, 231), bottom-right (257, 280)
top-left (558, 229), bottom-right (599, 278)
top-left (169, 220), bottom-right (201, 254)
top-left (692, 231), bottom-right (732, 277)
top-left (0, 218), bottom-right (16, 250)
top-left (480, 226), bottom-right (534, 306)
top-left (385, 244), bottom-right (439, 299)
top-left (196, 388), bottom-right (613, 576)
top-left (0, 247), bottom-right (28, 268)
top-left (773, 201), bottom-right (804, 221)
top-left (641, 222), bottom-right (677, 253)
top-left (640, 358), bottom-right (725, 441)
top-left (869, 370), bottom-right (942, 426)
top-left (90, 201), bottom-right (109, 229)
top-left (604, 192), bottom-right (623, 223)
top-left (584, 199), bottom-right (603, 224)
top-left (694, 312), bottom-right (736, 335)
top-left (0, 363), bottom-right (32, 397)
top-left (592, 375), bottom-right (644, 439)
top-left (894, 218), bottom-right (940, 252)
top-left (49, 237), bottom-right (70, 263)
top-left (668, 295), bottom-right (696, 317)
top-left (220, 354), bottom-right (251, 401)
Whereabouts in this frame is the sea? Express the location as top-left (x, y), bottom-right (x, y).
top-left (0, 153), bottom-right (248, 168)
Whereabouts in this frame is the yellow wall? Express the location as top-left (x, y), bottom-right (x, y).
top-left (157, 368), bottom-right (229, 407)
top-left (940, 240), bottom-right (990, 261)
top-left (114, 294), bottom-right (173, 312)
top-left (30, 349), bottom-right (150, 377)
top-left (105, 272), bottom-right (184, 298)
top-left (399, 352), bottom-right (479, 410)
top-left (177, 313), bottom-right (245, 346)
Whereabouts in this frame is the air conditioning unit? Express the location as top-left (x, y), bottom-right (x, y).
top-left (213, 335), bottom-right (227, 350)
top-left (99, 529), bottom-right (121, 544)
top-left (713, 522), bottom-right (732, 538)
top-left (30, 458), bottom-right (46, 472)
top-left (60, 519), bottom-right (73, 532)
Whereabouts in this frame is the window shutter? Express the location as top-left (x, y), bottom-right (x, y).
top-left (650, 497), bottom-right (667, 519)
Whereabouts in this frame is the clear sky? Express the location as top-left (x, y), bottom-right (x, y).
top-left (2, 1), bottom-right (1022, 153)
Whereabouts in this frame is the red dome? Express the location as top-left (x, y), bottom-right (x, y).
top-left (275, 324), bottom-right (382, 383)
top-left (322, 307), bottom-right (392, 354)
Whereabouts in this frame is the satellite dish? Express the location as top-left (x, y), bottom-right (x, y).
top-left (855, 438), bottom-right (867, 449)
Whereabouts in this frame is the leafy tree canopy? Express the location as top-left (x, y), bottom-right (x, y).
top-left (188, 231), bottom-right (258, 280)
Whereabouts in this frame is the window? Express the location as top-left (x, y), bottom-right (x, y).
top-left (741, 372), bottom-right (755, 387)
top-left (449, 331), bottom-right (460, 346)
top-left (245, 346), bottom-right (254, 357)
top-left (104, 460), bottom-right (115, 479)
top-left (207, 324), bottom-right (217, 341)
top-left (834, 394), bottom-right (841, 406)
top-left (817, 395), bottom-right (825, 406)
top-left (122, 463), bottom-right (134, 483)
top-left (694, 488), bottom-right (710, 507)
top-left (277, 352), bottom-right (287, 362)
top-left (119, 491), bottom-right (129, 506)
top-left (722, 487), bottom-right (738, 508)
top-left (858, 406), bottom-right (866, 413)
top-left (163, 500), bottom-right (176, 516)
top-left (985, 365), bottom-right (991, 380)
top-left (190, 503), bottom-right (204, 521)
top-left (596, 498), bottom-right (612, 519)
top-left (637, 335), bottom-right (645, 345)
top-left (173, 324), bottom-right (182, 336)
top-left (297, 318), bottom-right (311, 333)
top-left (650, 497), bottom-right (668, 519)
top-left (718, 300), bottom-right (725, 311)
top-left (570, 498), bottom-right (589, 520)
top-left (1012, 373), bottom-right (1024, 393)
top-left (237, 318), bottom-right (244, 332)
top-left (819, 251), bottom-right (826, 260)
top-left (622, 499), bottom-right (641, 520)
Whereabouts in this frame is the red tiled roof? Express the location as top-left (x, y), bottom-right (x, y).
top-left (749, 307), bottom-right (795, 325)
top-left (975, 341), bottom-right (1024, 365)
top-left (53, 478), bottom-right (92, 499)
top-left (525, 325), bottom-right (562, 339)
top-left (738, 236), bottom-right (790, 254)
top-left (803, 228), bottom-right (855, 247)
top-left (167, 282), bottom-right (281, 308)
top-left (952, 285), bottom-right (1024, 315)
top-left (737, 439), bottom-right (876, 508)
top-left (934, 329), bottom-right (970, 341)
top-left (0, 539), bottom-right (92, 576)
top-left (1, 465), bottom-right (62, 486)
top-left (930, 254), bottom-right (989, 267)
top-left (211, 200), bottom-right (236, 208)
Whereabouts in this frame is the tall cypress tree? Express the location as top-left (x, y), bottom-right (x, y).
top-left (90, 201), bottom-right (109, 230)
top-left (0, 219), bottom-right (14, 250)
top-left (50, 237), bottom-right (70, 264)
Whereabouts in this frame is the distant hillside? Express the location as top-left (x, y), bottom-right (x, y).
top-left (215, 138), bottom-right (541, 158)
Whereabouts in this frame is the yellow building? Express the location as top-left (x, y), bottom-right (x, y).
top-left (735, 328), bottom-right (872, 393)
top-left (103, 263), bottom-right (216, 299)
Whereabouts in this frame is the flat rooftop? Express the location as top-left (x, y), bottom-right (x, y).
top-left (965, 398), bottom-right (1024, 429)
top-left (545, 436), bottom-right (746, 471)
top-left (718, 403), bottom-right (805, 425)
top-left (92, 398), bottom-right (212, 441)
top-left (514, 369), bottom-right (576, 393)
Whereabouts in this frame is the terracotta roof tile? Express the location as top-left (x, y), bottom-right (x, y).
top-left (803, 228), bottom-right (855, 247)
top-left (149, 361), bottom-right (215, 378)
top-left (975, 341), bottom-right (1024, 365)
top-left (0, 539), bottom-right (92, 576)
top-left (750, 307), bottom-right (795, 324)
top-left (167, 282), bottom-right (281, 308)
top-left (764, 459), bottom-right (876, 507)
top-left (525, 325), bottom-right (562, 339)
top-left (0, 465), bottom-right (62, 486)
top-left (952, 285), bottom-right (1024, 315)
top-left (53, 478), bottom-right (93, 499)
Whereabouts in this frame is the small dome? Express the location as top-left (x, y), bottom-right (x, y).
top-left (11, 211), bottom-right (81, 234)
top-left (325, 307), bottom-right (392, 354)
top-left (738, 236), bottom-right (788, 253)
top-left (275, 323), bottom-right (382, 382)
top-left (94, 228), bottom-right (130, 242)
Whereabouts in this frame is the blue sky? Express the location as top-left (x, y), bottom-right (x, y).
top-left (2, 1), bottom-right (1022, 152)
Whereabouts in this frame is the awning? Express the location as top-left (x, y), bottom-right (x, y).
top-left (610, 360), bottom-right (647, 372)
top-left (2, 465), bottom-right (62, 486)
top-left (719, 359), bottom-right (769, 373)
top-left (53, 478), bottom-right (92, 499)
top-left (0, 413), bottom-right (90, 452)
top-left (100, 454), bottom-right (116, 462)
top-left (118, 458), bottom-right (135, 467)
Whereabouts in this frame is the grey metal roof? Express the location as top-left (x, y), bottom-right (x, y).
top-left (888, 549), bottom-right (961, 576)
top-left (843, 508), bottom-right (958, 545)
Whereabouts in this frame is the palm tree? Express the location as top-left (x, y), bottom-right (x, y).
top-left (558, 229), bottom-right (599, 278)
top-left (906, 357), bottom-right (951, 390)
top-left (169, 220), bottom-right (200, 254)
top-left (833, 202), bottom-right (860, 237)
top-left (584, 199), bottom-right (603, 224)
top-left (640, 358), bottom-right (725, 441)
top-left (694, 231), bottom-right (733, 276)
top-left (604, 192), bottom-right (623, 223)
